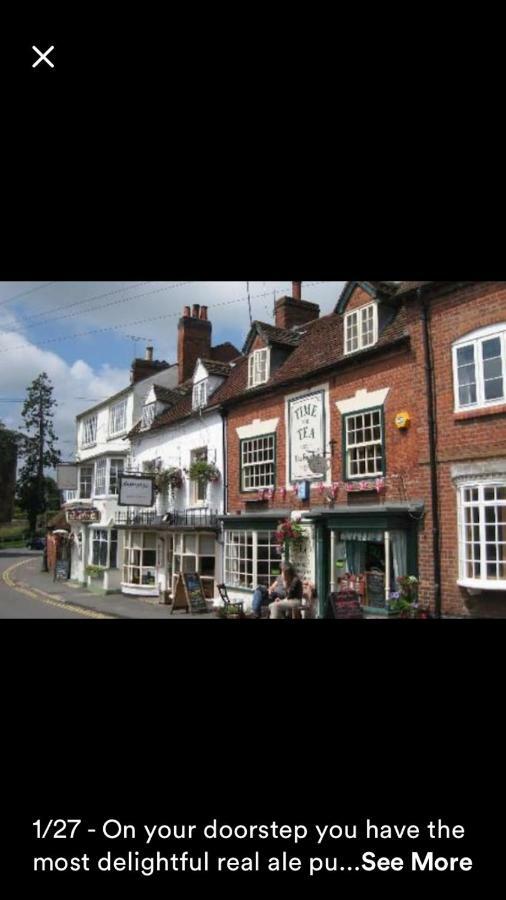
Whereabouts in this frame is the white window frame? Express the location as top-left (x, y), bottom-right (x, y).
top-left (82, 415), bottom-right (97, 448)
top-left (141, 402), bottom-right (156, 430)
top-left (122, 531), bottom-right (157, 588)
top-left (109, 398), bottom-right (128, 437)
top-left (345, 408), bottom-right (384, 479)
top-left (240, 434), bottom-right (276, 492)
top-left (452, 324), bottom-right (506, 412)
top-left (192, 379), bottom-right (208, 410)
top-left (247, 348), bottom-right (270, 388)
top-left (79, 464), bottom-right (94, 499)
top-left (94, 458), bottom-right (107, 496)
top-left (344, 302), bottom-right (378, 355)
top-left (224, 529), bottom-right (281, 590)
top-left (190, 447), bottom-right (208, 506)
top-left (91, 528), bottom-right (109, 567)
top-left (457, 482), bottom-right (506, 590)
top-left (171, 532), bottom-right (216, 598)
top-left (109, 458), bottom-right (124, 495)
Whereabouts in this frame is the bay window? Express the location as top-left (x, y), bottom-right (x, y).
top-left (225, 530), bottom-right (280, 589)
top-left (458, 483), bottom-right (506, 588)
top-left (95, 458), bottom-right (107, 495)
top-left (453, 324), bottom-right (506, 411)
top-left (123, 531), bottom-right (157, 587)
top-left (109, 458), bottom-right (124, 494)
top-left (90, 529), bottom-right (117, 569)
top-left (79, 464), bottom-right (94, 499)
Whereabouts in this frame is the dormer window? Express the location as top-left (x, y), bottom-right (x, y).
top-left (344, 303), bottom-right (378, 355)
top-left (141, 402), bottom-right (156, 429)
top-left (248, 348), bottom-right (270, 388)
top-left (193, 379), bottom-right (208, 410)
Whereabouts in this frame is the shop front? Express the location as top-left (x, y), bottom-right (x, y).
top-left (118, 521), bottom-right (220, 600)
top-left (306, 504), bottom-right (422, 616)
top-left (222, 505), bottom-right (421, 616)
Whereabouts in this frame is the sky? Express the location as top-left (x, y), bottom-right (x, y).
top-left (0, 281), bottom-right (346, 457)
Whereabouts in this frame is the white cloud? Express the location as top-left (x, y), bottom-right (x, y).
top-left (0, 328), bottom-right (130, 458)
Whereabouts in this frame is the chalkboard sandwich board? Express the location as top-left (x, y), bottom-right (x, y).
top-left (171, 573), bottom-right (210, 614)
top-left (365, 571), bottom-right (386, 608)
top-left (54, 559), bottom-right (70, 581)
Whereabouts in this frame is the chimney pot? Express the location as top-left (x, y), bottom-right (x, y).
top-left (145, 345), bottom-right (154, 362)
top-left (183, 306), bottom-right (191, 317)
top-left (292, 281), bottom-right (302, 300)
top-left (200, 305), bottom-right (208, 320)
top-left (192, 304), bottom-right (200, 318)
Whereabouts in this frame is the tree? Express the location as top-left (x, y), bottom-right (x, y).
top-left (0, 421), bottom-right (19, 523)
top-left (17, 373), bottom-right (61, 535)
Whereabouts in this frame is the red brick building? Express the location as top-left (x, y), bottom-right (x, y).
top-left (213, 281), bottom-right (506, 617)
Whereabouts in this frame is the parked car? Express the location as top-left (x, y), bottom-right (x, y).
top-left (26, 537), bottom-right (45, 550)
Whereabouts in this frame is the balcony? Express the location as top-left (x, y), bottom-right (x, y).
top-left (115, 508), bottom-right (220, 529)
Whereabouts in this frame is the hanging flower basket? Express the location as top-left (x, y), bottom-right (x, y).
top-left (274, 518), bottom-right (305, 558)
top-left (157, 467), bottom-right (184, 491)
top-left (188, 461), bottom-right (220, 483)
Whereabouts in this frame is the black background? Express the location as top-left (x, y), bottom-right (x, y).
top-left (1, 13), bottom-right (504, 896)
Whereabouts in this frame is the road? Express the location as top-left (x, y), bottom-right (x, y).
top-left (0, 553), bottom-right (107, 618)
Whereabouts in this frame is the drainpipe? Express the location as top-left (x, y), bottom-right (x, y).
top-left (420, 289), bottom-right (442, 618)
top-left (222, 410), bottom-right (228, 516)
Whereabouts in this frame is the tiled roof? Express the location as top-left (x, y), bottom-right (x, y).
top-left (209, 342), bottom-right (241, 363)
top-left (199, 359), bottom-right (232, 377)
top-left (243, 321), bottom-right (304, 353)
top-left (213, 306), bottom-right (410, 407)
top-left (128, 379), bottom-right (194, 437)
top-left (153, 385), bottom-right (180, 404)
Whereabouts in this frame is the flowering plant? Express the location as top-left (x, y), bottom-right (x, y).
top-left (388, 576), bottom-right (419, 616)
top-left (188, 461), bottom-right (220, 483)
top-left (274, 518), bottom-right (305, 556)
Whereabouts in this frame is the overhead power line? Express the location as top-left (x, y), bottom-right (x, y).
top-left (0, 281), bottom-right (194, 335)
top-left (0, 282), bottom-right (57, 308)
top-left (0, 282), bottom-right (327, 355)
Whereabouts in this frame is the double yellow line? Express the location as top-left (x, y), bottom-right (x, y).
top-left (2, 558), bottom-right (115, 619)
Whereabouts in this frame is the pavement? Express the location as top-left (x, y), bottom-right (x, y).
top-left (0, 552), bottom-right (218, 619)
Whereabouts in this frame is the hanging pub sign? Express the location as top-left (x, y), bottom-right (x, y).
top-left (288, 390), bottom-right (326, 482)
top-left (66, 507), bottom-right (100, 523)
top-left (56, 463), bottom-right (79, 490)
top-left (118, 474), bottom-right (155, 508)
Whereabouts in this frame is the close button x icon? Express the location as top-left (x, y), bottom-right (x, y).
top-left (32, 46), bottom-right (54, 68)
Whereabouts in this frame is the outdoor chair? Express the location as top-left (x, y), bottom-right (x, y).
top-left (217, 584), bottom-right (244, 617)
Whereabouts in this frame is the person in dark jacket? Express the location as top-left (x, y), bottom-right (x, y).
top-left (268, 563), bottom-right (303, 619)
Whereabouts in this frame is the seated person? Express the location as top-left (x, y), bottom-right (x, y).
top-left (269, 564), bottom-right (304, 619)
top-left (301, 579), bottom-right (317, 617)
top-left (251, 569), bottom-right (287, 618)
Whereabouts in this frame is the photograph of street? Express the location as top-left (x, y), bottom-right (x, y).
top-left (1, 280), bottom-right (505, 618)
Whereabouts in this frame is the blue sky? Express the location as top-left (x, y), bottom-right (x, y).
top-left (0, 281), bottom-right (345, 454)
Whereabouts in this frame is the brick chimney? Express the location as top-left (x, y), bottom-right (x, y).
top-left (177, 304), bottom-right (212, 383)
top-left (275, 281), bottom-right (320, 330)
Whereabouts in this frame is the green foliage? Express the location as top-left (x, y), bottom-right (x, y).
top-left (16, 373), bottom-right (61, 535)
top-left (86, 565), bottom-right (105, 578)
top-left (188, 460), bottom-right (220, 483)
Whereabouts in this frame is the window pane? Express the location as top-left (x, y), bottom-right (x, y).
top-left (482, 337), bottom-right (501, 360)
top-left (199, 535), bottom-right (215, 555)
top-left (457, 345), bottom-right (475, 366)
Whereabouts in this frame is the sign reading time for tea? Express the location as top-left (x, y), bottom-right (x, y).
top-left (288, 391), bottom-right (325, 481)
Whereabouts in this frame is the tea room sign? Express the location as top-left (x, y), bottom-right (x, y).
top-left (288, 390), bottom-right (326, 482)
